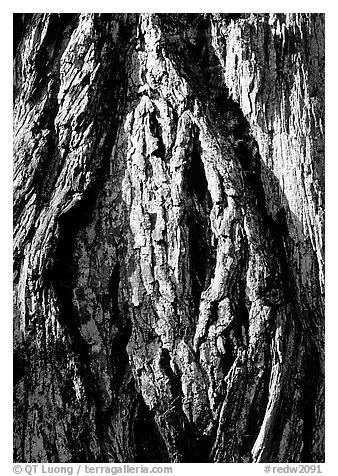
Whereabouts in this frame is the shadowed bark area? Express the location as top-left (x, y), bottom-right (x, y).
top-left (13, 13), bottom-right (324, 463)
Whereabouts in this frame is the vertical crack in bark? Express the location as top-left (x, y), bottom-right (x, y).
top-left (184, 127), bottom-right (214, 316)
top-left (134, 397), bottom-right (170, 462)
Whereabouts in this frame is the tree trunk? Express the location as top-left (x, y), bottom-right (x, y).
top-left (13, 13), bottom-right (324, 463)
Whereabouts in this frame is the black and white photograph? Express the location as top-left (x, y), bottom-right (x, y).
top-left (11, 6), bottom-right (326, 471)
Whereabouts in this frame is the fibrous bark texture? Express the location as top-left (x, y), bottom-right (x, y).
top-left (13, 13), bottom-right (324, 463)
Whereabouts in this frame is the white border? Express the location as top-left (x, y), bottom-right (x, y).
top-left (2, 3), bottom-right (336, 474)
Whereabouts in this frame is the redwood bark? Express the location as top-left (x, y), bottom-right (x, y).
top-left (13, 13), bottom-right (324, 463)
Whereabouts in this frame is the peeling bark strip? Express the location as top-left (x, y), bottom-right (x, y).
top-left (13, 13), bottom-right (324, 463)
